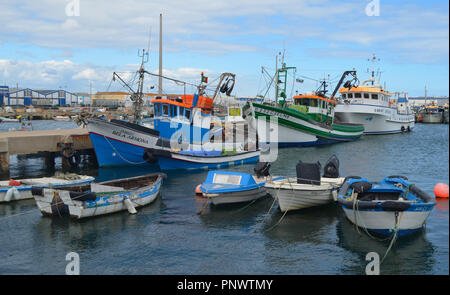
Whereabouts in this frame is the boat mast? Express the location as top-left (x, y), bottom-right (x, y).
top-left (158, 13), bottom-right (163, 96)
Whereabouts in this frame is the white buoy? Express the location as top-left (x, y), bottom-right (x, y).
top-left (124, 198), bottom-right (137, 214)
top-left (332, 189), bottom-right (338, 202)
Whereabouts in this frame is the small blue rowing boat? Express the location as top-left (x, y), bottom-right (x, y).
top-left (199, 163), bottom-right (281, 205)
top-left (337, 176), bottom-right (436, 237)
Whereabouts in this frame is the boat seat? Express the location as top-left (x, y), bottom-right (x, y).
top-left (90, 183), bottom-right (125, 193)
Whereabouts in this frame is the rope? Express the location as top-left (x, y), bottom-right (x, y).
top-left (381, 211), bottom-right (404, 264)
top-left (104, 135), bottom-right (148, 165)
top-left (264, 209), bottom-right (288, 232)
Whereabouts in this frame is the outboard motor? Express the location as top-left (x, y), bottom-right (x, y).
top-left (254, 162), bottom-right (271, 178)
top-left (323, 154), bottom-right (340, 178)
top-left (296, 160), bottom-right (321, 185)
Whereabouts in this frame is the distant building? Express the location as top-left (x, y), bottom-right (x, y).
top-left (4, 87), bottom-right (79, 106)
top-left (0, 86), bottom-right (9, 106)
top-left (73, 92), bottom-right (92, 106)
top-left (408, 96), bottom-right (449, 107)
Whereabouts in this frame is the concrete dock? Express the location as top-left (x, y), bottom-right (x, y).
top-left (0, 128), bottom-right (94, 176)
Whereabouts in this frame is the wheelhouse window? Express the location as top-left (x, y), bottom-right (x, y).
top-left (162, 104), bottom-right (169, 116)
top-left (342, 93), bottom-right (347, 99)
top-left (185, 109), bottom-right (191, 120)
top-left (171, 105), bottom-right (177, 117)
top-left (354, 93), bottom-right (362, 98)
top-left (310, 99), bottom-right (318, 107)
top-left (364, 93), bottom-right (370, 99)
top-left (154, 103), bottom-right (160, 116)
top-left (371, 94), bottom-right (378, 100)
top-left (347, 93), bottom-right (353, 99)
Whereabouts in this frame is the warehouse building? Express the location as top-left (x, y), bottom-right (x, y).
top-left (1, 87), bottom-right (80, 106)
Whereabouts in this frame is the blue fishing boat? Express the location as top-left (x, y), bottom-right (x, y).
top-left (199, 165), bottom-right (279, 205)
top-left (336, 176), bottom-right (435, 237)
top-left (86, 48), bottom-right (255, 169)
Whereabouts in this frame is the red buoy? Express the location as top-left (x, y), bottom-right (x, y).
top-left (195, 184), bottom-right (204, 197)
top-left (434, 183), bottom-right (449, 199)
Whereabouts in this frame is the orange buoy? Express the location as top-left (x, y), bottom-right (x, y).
top-left (434, 183), bottom-right (449, 199)
top-left (195, 184), bottom-right (204, 197)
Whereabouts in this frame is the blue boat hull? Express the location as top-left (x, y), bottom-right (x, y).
top-left (89, 132), bottom-right (150, 167)
top-left (156, 154), bottom-right (259, 170)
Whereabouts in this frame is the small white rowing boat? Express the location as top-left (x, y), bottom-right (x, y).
top-left (32, 173), bottom-right (165, 219)
top-left (0, 175), bottom-right (95, 203)
top-left (265, 155), bottom-right (345, 212)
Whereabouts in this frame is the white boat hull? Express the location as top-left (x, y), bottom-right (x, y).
top-left (34, 177), bottom-right (163, 219)
top-left (205, 187), bottom-right (268, 205)
top-left (265, 177), bottom-right (344, 212)
top-left (342, 207), bottom-right (433, 233)
top-left (335, 104), bottom-right (415, 134)
top-left (0, 176), bottom-right (95, 203)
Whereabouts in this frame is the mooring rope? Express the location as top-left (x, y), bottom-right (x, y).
top-left (104, 135), bottom-right (148, 165)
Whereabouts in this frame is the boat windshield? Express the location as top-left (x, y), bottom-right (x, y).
top-left (213, 173), bottom-right (242, 185)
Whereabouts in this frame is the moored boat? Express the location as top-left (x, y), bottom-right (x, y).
top-left (0, 174), bottom-right (95, 203)
top-left (32, 173), bottom-right (165, 219)
top-left (421, 106), bottom-right (443, 123)
top-left (336, 176), bottom-right (435, 237)
top-left (243, 64), bottom-right (364, 147)
top-left (199, 163), bottom-right (280, 205)
top-left (334, 55), bottom-right (415, 134)
top-left (144, 147), bottom-right (260, 171)
top-left (265, 155), bottom-right (345, 212)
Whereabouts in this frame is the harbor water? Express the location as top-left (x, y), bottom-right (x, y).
top-left (0, 121), bottom-right (448, 274)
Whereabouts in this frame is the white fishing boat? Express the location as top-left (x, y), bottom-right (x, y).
top-left (32, 173), bottom-right (165, 219)
top-left (334, 55), bottom-right (415, 134)
top-left (265, 155), bottom-right (344, 212)
top-left (0, 174), bottom-right (95, 203)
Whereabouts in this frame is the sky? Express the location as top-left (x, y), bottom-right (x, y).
top-left (0, 0), bottom-right (448, 97)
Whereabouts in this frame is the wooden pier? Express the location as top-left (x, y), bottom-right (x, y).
top-left (0, 128), bottom-right (94, 177)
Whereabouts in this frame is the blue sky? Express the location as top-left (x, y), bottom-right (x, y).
top-left (0, 0), bottom-right (448, 97)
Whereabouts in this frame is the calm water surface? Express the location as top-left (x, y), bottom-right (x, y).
top-left (0, 122), bottom-right (448, 274)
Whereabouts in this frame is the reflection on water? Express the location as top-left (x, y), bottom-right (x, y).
top-left (0, 124), bottom-right (448, 274)
top-left (336, 215), bottom-right (435, 275)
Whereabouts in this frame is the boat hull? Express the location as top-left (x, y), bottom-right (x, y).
top-left (246, 103), bottom-right (364, 146)
top-left (153, 149), bottom-right (260, 170)
top-left (206, 187), bottom-right (268, 205)
top-left (335, 103), bottom-right (415, 134)
top-left (0, 176), bottom-right (95, 203)
top-left (341, 207), bottom-right (433, 237)
top-left (87, 118), bottom-right (160, 167)
top-left (421, 112), bottom-right (443, 123)
top-left (33, 175), bottom-right (164, 219)
top-left (265, 177), bottom-right (343, 212)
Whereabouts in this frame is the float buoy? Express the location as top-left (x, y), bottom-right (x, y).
top-left (195, 184), bottom-right (204, 197)
top-left (434, 183), bottom-right (449, 199)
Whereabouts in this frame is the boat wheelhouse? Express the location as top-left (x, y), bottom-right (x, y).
top-left (151, 94), bottom-right (219, 145)
top-left (334, 55), bottom-right (415, 134)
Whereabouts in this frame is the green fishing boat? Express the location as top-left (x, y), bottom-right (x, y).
top-left (243, 61), bottom-right (364, 147)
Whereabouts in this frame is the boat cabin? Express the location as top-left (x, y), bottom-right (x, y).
top-left (339, 79), bottom-right (391, 107)
top-left (151, 94), bottom-right (217, 144)
top-left (290, 94), bottom-right (334, 123)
